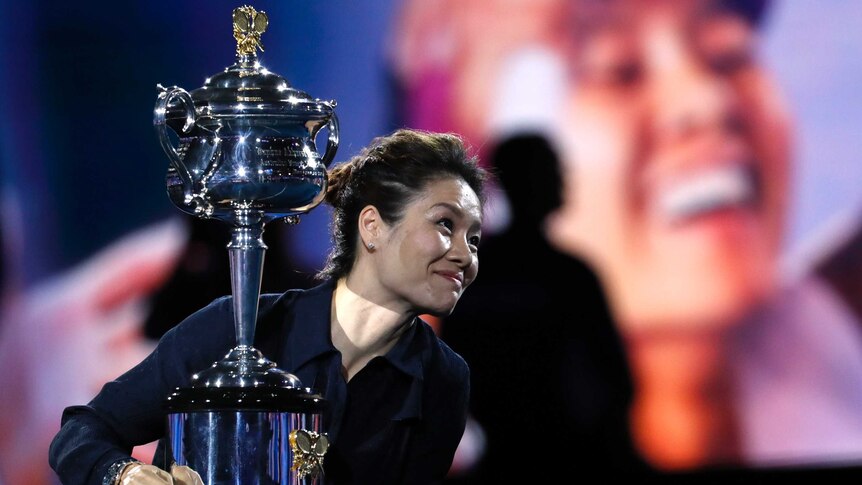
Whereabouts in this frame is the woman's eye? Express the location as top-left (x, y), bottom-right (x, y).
top-left (706, 49), bottom-right (752, 75)
top-left (576, 32), bottom-right (642, 90)
top-left (577, 58), bottom-right (643, 90)
top-left (469, 236), bottom-right (481, 247)
top-left (605, 61), bottom-right (643, 87)
top-left (697, 15), bottom-right (756, 76)
top-left (437, 218), bottom-right (454, 231)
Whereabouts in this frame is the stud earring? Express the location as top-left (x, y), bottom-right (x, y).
top-left (367, 242), bottom-right (375, 250)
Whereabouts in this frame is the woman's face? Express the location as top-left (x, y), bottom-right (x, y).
top-left (551, 1), bottom-right (793, 332)
top-left (376, 177), bottom-right (483, 316)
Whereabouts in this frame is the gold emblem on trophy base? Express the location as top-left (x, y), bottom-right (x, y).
top-left (289, 429), bottom-right (330, 479)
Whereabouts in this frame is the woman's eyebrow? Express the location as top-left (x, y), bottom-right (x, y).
top-left (431, 202), bottom-right (463, 213)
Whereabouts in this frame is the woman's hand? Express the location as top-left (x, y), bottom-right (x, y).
top-left (118, 462), bottom-right (204, 485)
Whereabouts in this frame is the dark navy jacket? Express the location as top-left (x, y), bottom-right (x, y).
top-left (49, 279), bottom-right (470, 485)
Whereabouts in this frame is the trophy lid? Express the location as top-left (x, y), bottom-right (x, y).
top-left (186, 5), bottom-right (335, 120)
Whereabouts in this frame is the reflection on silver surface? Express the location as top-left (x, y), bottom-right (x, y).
top-left (169, 410), bottom-right (324, 485)
top-left (154, 67), bottom-right (339, 224)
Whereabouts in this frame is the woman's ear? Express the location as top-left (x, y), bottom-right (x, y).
top-left (358, 205), bottom-right (381, 250)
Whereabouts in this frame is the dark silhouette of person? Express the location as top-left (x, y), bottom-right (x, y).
top-left (815, 219), bottom-right (862, 324)
top-left (439, 134), bottom-right (646, 483)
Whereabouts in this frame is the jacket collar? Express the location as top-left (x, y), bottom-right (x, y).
top-left (283, 279), bottom-right (427, 420)
top-left (283, 278), bottom-right (339, 372)
top-left (285, 278), bottom-right (425, 382)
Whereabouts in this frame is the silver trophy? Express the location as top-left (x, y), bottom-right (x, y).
top-left (153, 5), bottom-right (337, 484)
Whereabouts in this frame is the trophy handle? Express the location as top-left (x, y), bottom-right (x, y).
top-left (320, 103), bottom-right (340, 168)
top-left (154, 84), bottom-right (196, 193)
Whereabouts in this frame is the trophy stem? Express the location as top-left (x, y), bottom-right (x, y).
top-left (185, 209), bottom-right (302, 389)
top-left (227, 220), bottom-right (266, 350)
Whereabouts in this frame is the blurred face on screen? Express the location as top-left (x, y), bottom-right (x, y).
top-left (550, 0), bottom-right (793, 332)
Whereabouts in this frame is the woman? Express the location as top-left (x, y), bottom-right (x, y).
top-left (48, 128), bottom-right (488, 485)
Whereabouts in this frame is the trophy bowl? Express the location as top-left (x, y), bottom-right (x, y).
top-left (153, 6), bottom-right (336, 484)
top-left (155, 44), bottom-right (339, 224)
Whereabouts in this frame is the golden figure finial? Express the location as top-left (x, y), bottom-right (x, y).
top-left (233, 5), bottom-right (268, 56)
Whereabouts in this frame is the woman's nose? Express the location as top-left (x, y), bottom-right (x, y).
top-left (447, 235), bottom-right (473, 266)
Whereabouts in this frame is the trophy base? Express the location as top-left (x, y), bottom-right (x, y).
top-left (165, 386), bottom-right (327, 485)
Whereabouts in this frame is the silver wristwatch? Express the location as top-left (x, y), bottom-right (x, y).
top-left (102, 458), bottom-right (139, 485)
